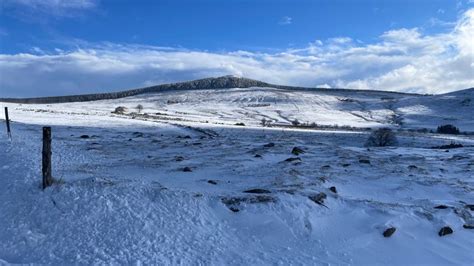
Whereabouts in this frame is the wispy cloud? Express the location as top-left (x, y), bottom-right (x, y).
top-left (2, 0), bottom-right (97, 18)
top-left (1, 9), bottom-right (473, 97)
top-left (279, 16), bottom-right (292, 25)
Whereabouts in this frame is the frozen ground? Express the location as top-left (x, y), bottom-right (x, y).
top-left (0, 87), bottom-right (473, 265)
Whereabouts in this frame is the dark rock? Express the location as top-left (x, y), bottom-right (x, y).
top-left (463, 224), bottom-right (474, 229)
top-left (207, 180), bottom-right (218, 185)
top-left (235, 122), bottom-right (246, 126)
top-left (408, 165), bottom-right (418, 170)
top-left (250, 195), bottom-right (276, 204)
top-left (342, 163), bottom-right (351, 167)
top-left (192, 142), bottom-right (202, 145)
top-left (321, 165), bottom-right (331, 170)
top-left (80, 135), bottom-right (90, 139)
top-left (132, 132), bottom-right (144, 137)
top-left (221, 195), bottom-right (276, 207)
top-left (175, 156), bottom-right (185, 161)
top-left (383, 227), bottom-right (397, 237)
top-left (329, 186), bottom-right (337, 193)
top-left (182, 167), bottom-right (192, 172)
top-left (229, 207), bottom-right (240, 213)
top-left (438, 226), bottom-right (453, 236)
top-left (284, 157), bottom-right (302, 162)
top-left (359, 159), bottom-right (371, 164)
top-left (291, 147), bottom-right (305, 155)
top-left (243, 188), bottom-right (271, 194)
top-left (309, 192), bottom-right (327, 207)
top-left (465, 204), bottom-right (474, 211)
top-left (254, 154), bottom-right (262, 158)
top-left (263, 142), bottom-right (275, 148)
top-left (434, 205), bottom-right (449, 209)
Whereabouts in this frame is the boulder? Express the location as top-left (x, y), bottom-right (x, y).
top-left (438, 226), bottom-right (453, 236)
top-left (383, 227), bottom-right (396, 237)
top-left (291, 147), bottom-right (305, 155)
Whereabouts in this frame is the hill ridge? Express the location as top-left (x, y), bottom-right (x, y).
top-left (1, 76), bottom-right (421, 104)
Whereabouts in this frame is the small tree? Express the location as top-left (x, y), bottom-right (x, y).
top-left (291, 119), bottom-right (300, 127)
top-left (261, 118), bottom-right (267, 127)
top-left (436, 124), bottom-right (460, 135)
top-left (365, 128), bottom-right (398, 147)
top-left (136, 104), bottom-right (144, 114)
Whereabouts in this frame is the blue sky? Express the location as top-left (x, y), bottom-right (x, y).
top-left (0, 0), bottom-right (473, 97)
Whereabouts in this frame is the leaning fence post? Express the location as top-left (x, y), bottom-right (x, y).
top-left (4, 107), bottom-right (11, 140)
top-left (42, 127), bottom-right (53, 189)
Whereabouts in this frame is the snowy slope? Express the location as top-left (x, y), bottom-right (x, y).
top-left (0, 86), bottom-right (473, 264)
top-left (4, 86), bottom-right (474, 132)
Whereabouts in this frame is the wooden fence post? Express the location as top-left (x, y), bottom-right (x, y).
top-left (4, 107), bottom-right (11, 139)
top-left (42, 127), bottom-right (53, 189)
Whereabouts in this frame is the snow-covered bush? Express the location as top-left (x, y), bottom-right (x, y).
top-left (365, 128), bottom-right (398, 147)
top-left (436, 124), bottom-right (460, 135)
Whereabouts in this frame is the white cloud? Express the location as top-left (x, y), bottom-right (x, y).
top-left (1, 9), bottom-right (473, 97)
top-left (2, 0), bottom-right (97, 17)
top-left (279, 16), bottom-right (292, 25)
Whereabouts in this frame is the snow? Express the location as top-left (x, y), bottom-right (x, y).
top-left (1, 87), bottom-right (473, 264)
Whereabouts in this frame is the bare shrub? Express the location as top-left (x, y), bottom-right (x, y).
top-left (365, 128), bottom-right (398, 147)
top-left (112, 106), bottom-right (128, 114)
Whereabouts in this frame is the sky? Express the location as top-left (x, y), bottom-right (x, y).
top-left (0, 0), bottom-right (473, 97)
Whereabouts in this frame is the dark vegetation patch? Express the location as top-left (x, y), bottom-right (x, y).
top-left (436, 124), bottom-right (460, 135)
top-left (431, 142), bottom-right (463, 149)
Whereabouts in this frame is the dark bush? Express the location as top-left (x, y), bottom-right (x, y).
top-left (112, 106), bottom-right (128, 114)
top-left (365, 128), bottom-right (398, 147)
top-left (436, 124), bottom-right (460, 135)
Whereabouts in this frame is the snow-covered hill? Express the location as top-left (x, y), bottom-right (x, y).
top-left (6, 85), bottom-right (473, 132)
top-left (0, 83), bottom-right (473, 264)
